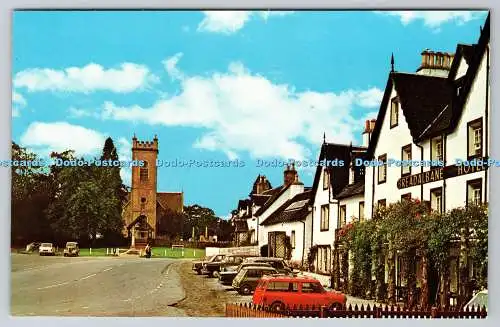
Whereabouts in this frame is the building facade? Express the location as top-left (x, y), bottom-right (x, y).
top-left (122, 135), bottom-right (184, 247)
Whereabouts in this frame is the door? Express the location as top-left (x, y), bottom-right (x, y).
top-left (300, 282), bottom-right (326, 308)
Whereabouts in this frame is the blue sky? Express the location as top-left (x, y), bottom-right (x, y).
top-left (11, 10), bottom-right (488, 217)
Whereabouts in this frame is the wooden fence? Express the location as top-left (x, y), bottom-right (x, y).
top-left (225, 303), bottom-right (487, 318)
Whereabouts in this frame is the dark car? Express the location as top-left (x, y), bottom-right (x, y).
top-left (232, 265), bottom-right (279, 295)
top-left (202, 254), bottom-right (255, 277)
top-left (219, 262), bottom-right (273, 285)
top-left (243, 257), bottom-right (293, 274)
top-left (192, 254), bottom-right (225, 275)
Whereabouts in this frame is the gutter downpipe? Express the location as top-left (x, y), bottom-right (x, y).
top-left (443, 134), bottom-right (447, 212)
top-left (416, 142), bottom-right (424, 201)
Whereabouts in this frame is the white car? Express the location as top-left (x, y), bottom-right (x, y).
top-left (464, 289), bottom-right (488, 312)
top-left (39, 243), bottom-right (55, 256)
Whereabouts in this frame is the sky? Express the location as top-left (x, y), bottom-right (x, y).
top-left (11, 10), bottom-right (488, 217)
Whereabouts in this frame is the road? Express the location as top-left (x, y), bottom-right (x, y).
top-left (11, 254), bottom-right (187, 316)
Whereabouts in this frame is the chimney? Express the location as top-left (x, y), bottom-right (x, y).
top-left (255, 175), bottom-right (271, 194)
top-left (284, 163), bottom-right (298, 186)
top-left (417, 49), bottom-right (454, 78)
top-left (362, 119), bottom-right (376, 147)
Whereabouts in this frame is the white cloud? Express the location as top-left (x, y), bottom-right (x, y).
top-left (116, 137), bottom-right (132, 186)
top-left (68, 107), bottom-right (101, 119)
top-left (12, 91), bottom-right (27, 117)
top-left (162, 53), bottom-right (185, 81)
top-left (379, 11), bottom-right (484, 28)
top-left (102, 59), bottom-right (383, 161)
top-left (20, 122), bottom-right (106, 156)
top-left (198, 10), bottom-right (293, 34)
top-left (13, 62), bottom-right (159, 93)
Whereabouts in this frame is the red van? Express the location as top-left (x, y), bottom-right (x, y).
top-left (252, 275), bottom-right (346, 311)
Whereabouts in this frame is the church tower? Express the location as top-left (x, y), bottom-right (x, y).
top-left (129, 135), bottom-right (158, 240)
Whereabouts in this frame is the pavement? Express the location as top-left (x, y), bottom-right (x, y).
top-left (10, 253), bottom-right (188, 316)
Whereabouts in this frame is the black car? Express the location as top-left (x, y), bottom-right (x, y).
top-left (202, 254), bottom-right (255, 277)
top-left (192, 254), bottom-right (225, 275)
top-left (219, 262), bottom-right (272, 285)
top-left (243, 257), bottom-right (293, 274)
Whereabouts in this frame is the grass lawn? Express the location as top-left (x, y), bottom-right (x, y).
top-left (79, 247), bottom-right (205, 258)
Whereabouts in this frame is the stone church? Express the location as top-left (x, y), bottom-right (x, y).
top-left (121, 135), bottom-right (184, 247)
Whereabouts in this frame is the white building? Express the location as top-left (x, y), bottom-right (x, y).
top-left (255, 165), bottom-right (313, 265)
top-left (309, 141), bottom-right (367, 274)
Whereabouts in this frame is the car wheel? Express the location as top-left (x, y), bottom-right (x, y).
top-left (240, 284), bottom-right (252, 295)
top-left (212, 271), bottom-right (219, 278)
top-left (270, 301), bottom-right (285, 312)
top-left (329, 303), bottom-right (344, 311)
top-left (196, 269), bottom-right (202, 275)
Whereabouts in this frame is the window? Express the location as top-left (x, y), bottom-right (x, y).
top-left (468, 119), bottom-right (483, 158)
top-left (140, 161), bottom-right (149, 182)
top-left (323, 168), bottom-right (329, 190)
top-left (349, 166), bottom-right (355, 184)
top-left (390, 98), bottom-right (399, 128)
top-left (359, 201), bottom-right (365, 221)
top-left (378, 154), bottom-right (387, 184)
top-left (320, 205), bottom-right (329, 231)
top-left (378, 199), bottom-right (386, 208)
top-left (301, 282), bottom-right (324, 294)
top-left (267, 282), bottom-right (298, 292)
top-left (431, 136), bottom-right (444, 164)
top-left (401, 193), bottom-right (411, 202)
top-left (467, 179), bottom-right (482, 205)
top-left (430, 187), bottom-right (443, 213)
top-left (339, 205), bottom-right (347, 228)
top-left (290, 231), bottom-right (296, 249)
top-left (140, 197), bottom-right (146, 210)
top-left (401, 145), bottom-right (412, 176)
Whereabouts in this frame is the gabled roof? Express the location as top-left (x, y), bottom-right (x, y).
top-left (311, 142), bottom-right (365, 199)
top-left (251, 194), bottom-right (272, 206)
top-left (367, 13), bottom-right (489, 157)
top-left (260, 191), bottom-right (312, 226)
top-left (336, 180), bottom-right (365, 200)
top-left (449, 12), bottom-right (489, 131)
top-left (392, 72), bottom-right (454, 141)
top-left (254, 184), bottom-right (289, 216)
top-left (157, 192), bottom-right (183, 213)
top-left (250, 174), bottom-right (273, 196)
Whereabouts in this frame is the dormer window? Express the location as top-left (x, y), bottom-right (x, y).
top-left (431, 136), bottom-right (444, 165)
top-left (390, 97), bottom-right (399, 128)
top-left (467, 118), bottom-right (483, 158)
top-left (323, 168), bottom-right (329, 190)
top-left (349, 165), bottom-right (355, 184)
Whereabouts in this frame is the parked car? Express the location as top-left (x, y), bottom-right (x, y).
top-left (219, 262), bottom-right (274, 285)
top-left (202, 254), bottom-right (255, 277)
top-left (253, 275), bottom-right (347, 311)
top-left (192, 254), bottom-right (225, 275)
top-left (464, 289), bottom-right (488, 312)
top-left (25, 242), bottom-right (41, 253)
top-left (232, 265), bottom-right (278, 295)
top-left (39, 243), bottom-right (55, 256)
top-left (243, 257), bottom-right (293, 274)
top-left (63, 242), bottom-right (80, 257)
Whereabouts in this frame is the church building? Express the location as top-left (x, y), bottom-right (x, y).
top-left (121, 135), bottom-right (184, 247)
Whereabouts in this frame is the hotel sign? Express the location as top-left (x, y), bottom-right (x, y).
top-left (397, 159), bottom-right (488, 189)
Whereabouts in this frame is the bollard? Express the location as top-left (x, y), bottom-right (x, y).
top-left (106, 248), bottom-right (109, 255)
top-left (182, 250), bottom-right (184, 257)
top-left (164, 249), bottom-right (167, 257)
top-left (89, 248), bottom-right (92, 255)
top-left (194, 249), bottom-right (196, 257)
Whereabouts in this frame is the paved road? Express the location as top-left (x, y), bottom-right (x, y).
top-left (11, 254), bottom-right (187, 316)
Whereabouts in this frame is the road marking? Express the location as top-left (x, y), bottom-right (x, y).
top-left (37, 281), bottom-right (69, 290)
top-left (80, 273), bottom-right (97, 280)
top-left (103, 268), bottom-right (112, 272)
